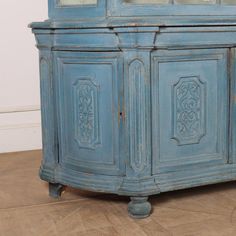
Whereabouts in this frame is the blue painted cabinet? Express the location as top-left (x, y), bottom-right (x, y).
top-left (31, 0), bottom-right (236, 218)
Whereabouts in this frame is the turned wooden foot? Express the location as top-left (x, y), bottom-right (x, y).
top-left (128, 197), bottom-right (152, 219)
top-left (49, 183), bottom-right (64, 198)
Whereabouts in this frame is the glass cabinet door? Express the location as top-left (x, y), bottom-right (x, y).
top-left (50, 0), bottom-right (105, 19)
top-left (59, 0), bottom-right (97, 5)
top-left (175, 0), bottom-right (216, 4)
top-left (221, 0), bottom-right (236, 4)
top-left (124, 0), bottom-right (169, 4)
top-left (124, 0), bottom-right (235, 4)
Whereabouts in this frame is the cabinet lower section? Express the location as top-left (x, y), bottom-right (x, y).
top-left (34, 25), bottom-right (236, 218)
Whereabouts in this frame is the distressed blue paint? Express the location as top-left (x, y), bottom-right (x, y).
top-left (31, 1), bottom-right (236, 218)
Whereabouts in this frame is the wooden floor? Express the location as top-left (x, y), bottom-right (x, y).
top-left (1, 151), bottom-right (236, 236)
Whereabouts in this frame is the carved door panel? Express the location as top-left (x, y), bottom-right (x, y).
top-left (55, 52), bottom-right (124, 176)
top-left (152, 49), bottom-right (229, 174)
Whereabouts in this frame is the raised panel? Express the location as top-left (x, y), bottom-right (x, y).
top-left (40, 58), bottom-right (51, 158)
top-left (152, 49), bottom-right (229, 174)
top-left (230, 48), bottom-right (236, 164)
top-left (128, 59), bottom-right (147, 172)
top-left (39, 55), bottom-right (58, 167)
top-left (55, 52), bottom-right (124, 175)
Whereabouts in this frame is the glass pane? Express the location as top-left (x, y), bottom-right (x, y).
top-left (60, 0), bottom-right (97, 5)
top-left (124, 0), bottom-right (218, 3)
top-left (124, 0), bottom-right (236, 4)
top-left (124, 0), bottom-right (169, 3)
top-left (221, 0), bottom-right (236, 4)
top-left (175, 0), bottom-right (216, 4)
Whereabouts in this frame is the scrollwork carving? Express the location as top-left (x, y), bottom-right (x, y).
top-left (172, 76), bottom-right (206, 145)
top-left (73, 78), bottom-right (100, 149)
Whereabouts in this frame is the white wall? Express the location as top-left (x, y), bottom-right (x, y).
top-left (0, 1), bottom-right (48, 153)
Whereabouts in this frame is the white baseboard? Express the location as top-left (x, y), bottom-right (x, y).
top-left (0, 105), bottom-right (40, 114)
top-left (0, 108), bottom-right (42, 153)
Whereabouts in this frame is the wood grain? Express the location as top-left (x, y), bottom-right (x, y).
top-left (1, 150), bottom-right (236, 235)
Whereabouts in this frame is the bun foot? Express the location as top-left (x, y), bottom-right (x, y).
top-left (128, 197), bottom-right (152, 219)
top-left (49, 183), bottom-right (64, 198)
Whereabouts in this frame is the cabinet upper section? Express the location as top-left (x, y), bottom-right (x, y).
top-left (48, 0), bottom-right (236, 25)
top-left (124, 0), bottom-right (234, 3)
